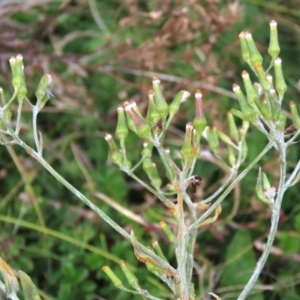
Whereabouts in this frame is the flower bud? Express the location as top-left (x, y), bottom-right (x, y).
top-left (253, 63), bottom-right (269, 90)
top-left (159, 221), bottom-right (176, 243)
top-left (0, 87), bottom-right (6, 105)
top-left (268, 20), bottom-right (280, 60)
top-left (239, 32), bottom-right (251, 65)
top-left (143, 158), bottom-right (162, 189)
top-left (102, 266), bottom-right (124, 289)
top-left (232, 84), bottom-right (256, 122)
top-left (241, 138), bottom-right (248, 161)
top-left (192, 90), bottom-right (207, 139)
top-left (241, 71), bottom-right (258, 106)
top-left (227, 145), bottom-right (236, 166)
top-left (227, 112), bottom-right (239, 141)
top-left (169, 90), bottom-right (190, 118)
top-left (245, 32), bottom-right (263, 66)
top-left (180, 122), bottom-right (194, 162)
top-left (115, 106), bottom-right (129, 143)
top-left (255, 167), bottom-right (274, 209)
top-left (289, 102), bottom-right (300, 129)
top-left (152, 77), bottom-right (169, 119)
top-left (141, 142), bottom-right (153, 158)
top-left (105, 134), bottom-right (123, 166)
top-left (274, 57), bottom-right (287, 100)
top-left (152, 239), bottom-right (168, 261)
top-left (12, 55), bottom-right (27, 103)
top-left (120, 260), bottom-right (140, 290)
top-left (125, 101), bottom-right (152, 141)
top-left (35, 74), bottom-right (52, 111)
top-left (146, 90), bottom-right (161, 126)
top-left (206, 126), bottom-right (219, 154)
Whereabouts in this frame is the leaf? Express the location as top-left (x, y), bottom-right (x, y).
top-left (220, 230), bottom-right (263, 300)
top-left (18, 270), bottom-right (41, 300)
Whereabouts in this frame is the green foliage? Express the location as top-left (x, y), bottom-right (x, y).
top-left (220, 230), bottom-right (263, 299)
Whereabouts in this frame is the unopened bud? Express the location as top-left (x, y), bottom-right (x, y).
top-left (227, 112), bottom-right (239, 141)
top-left (232, 83), bottom-right (256, 122)
top-left (105, 134), bottom-right (123, 166)
top-left (192, 90), bottom-right (207, 138)
top-left (36, 74), bottom-right (52, 111)
top-left (245, 32), bottom-right (263, 66)
top-left (268, 20), bottom-right (280, 60)
top-left (146, 90), bottom-right (161, 126)
top-left (289, 102), bottom-right (300, 129)
top-left (125, 101), bottom-right (152, 140)
top-left (115, 106), bottom-right (129, 142)
top-left (239, 32), bottom-right (251, 65)
top-left (152, 77), bottom-right (169, 119)
top-left (120, 260), bottom-right (140, 290)
top-left (102, 266), bottom-right (124, 289)
top-left (274, 57), bottom-right (287, 100)
top-left (241, 71), bottom-right (258, 106)
top-left (169, 90), bottom-right (190, 118)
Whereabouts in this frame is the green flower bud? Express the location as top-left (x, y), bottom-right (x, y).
top-left (245, 32), bottom-right (263, 66)
top-left (141, 142), bottom-right (153, 158)
top-left (0, 87), bottom-right (6, 105)
top-left (151, 239), bottom-right (168, 261)
top-left (241, 71), bottom-right (258, 106)
top-left (169, 90), bottom-right (190, 118)
top-left (159, 221), bottom-right (176, 244)
top-left (120, 260), bottom-right (140, 290)
top-left (205, 126), bottom-right (219, 155)
top-left (146, 90), bottom-right (161, 126)
top-left (253, 96), bottom-right (272, 120)
top-left (143, 158), bottom-right (162, 189)
top-left (192, 90), bottom-right (207, 139)
top-left (18, 270), bottom-right (41, 300)
top-left (102, 266), bottom-right (124, 289)
top-left (231, 108), bottom-right (244, 120)
top-left (241, 138), bottom-right (248, 161)
top-left (289, 102), bottom-right (300, 129)
top-left (14, 55), bottom-right (27, 103)
top-left (105, 134), bottom-right (123, 166)
top-left (256, 167), bottom-right (274, 209)
top-left (144, 247), bottom-right (164, 277)
top-left (227, 144), bottom-right (236, 166)
top-left (232, 84), bottom-right (256, 122)
top-left (35, 74), bottom-right (52, 111)
top-left (266, 74), bottom-right (274, 89)
top-left (115, 106), bottom-right (129, 143)
top-left (268, 20), bottom-right (280, 60)
top-left (152, 77), bottom-right (169, 119)
top-left (180, 122), bottom-right (194, 162)
top-left (274, 57), bottom-right (287, 100)
top-left (227, 112), bottom-right (239, 141)
top-left (239, 31), bottom-right (251, 65)
top-left (125, 101), bottom-right (152, 141)
top-left (123, 101), bottom-right (137, 133)
top-left (253, 63), bottom-right (269, 90)
top-left (217, 129), bottom-right (233, 146)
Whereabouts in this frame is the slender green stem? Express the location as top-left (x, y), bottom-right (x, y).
top-left (237, 140), bottom-right (286, 300)
top-left (32, 107), bottom-right (41, 154)
top-left (188, 142), bottom-right (273, 231)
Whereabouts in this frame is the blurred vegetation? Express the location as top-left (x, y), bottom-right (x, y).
top-left (0, 0), bottom-right (300, 299)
